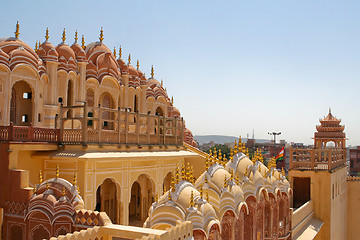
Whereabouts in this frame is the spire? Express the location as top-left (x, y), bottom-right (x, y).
top-left (81, 35), bottom-right (85, 50)
top-left (74, 30), bottom-right (78, 43)
top-left (14, 21), bottom-right (20, 39)
top-left (45, 28), bottom-right (49, 41)
top-left (329, 107), bottom-right (331, 114)
top-left (99, 27), bottom-right (104, 43)
top-left (73, 172), bottom-right (77, 186)
top-left (39, 170), bottom-right (43, 184)
top-left (189, 191), bottom-right (194, 207)
top-left (113, 47), bottom-right (116, 58)
top-left (128, 54), bottom-right (131, 65)
top-left (151, 65), bottom-right (154, 78)
top-left (119, 46), bottom-right (122, 58)
top-left (136, 60), bottom-right (139, 70)
top-left (62, 28), bottom-right (66, 43)
top-left (55, 164), bottom-right (59, 178)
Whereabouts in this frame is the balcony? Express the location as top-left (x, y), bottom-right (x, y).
top-left (0, 104), bottom-right (184, 146)
top-left (289, 147), bottom-right (346, 171)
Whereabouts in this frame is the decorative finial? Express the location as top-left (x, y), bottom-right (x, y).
top-left (99, 27), bottom-right (104, 43)
top-left (171, 174), bottom-right (175, 192)
top-left (73, 172), bottom-right (77, 186)
top-left (200, 186), bottom-right (203, 199)
top-left (46, 182), bottom-right (49, 190)
top-left (329, 108), bottom-right (331, 114)
top-left (113, 47), bottom-right (116, 58)
top-left (35, 41), bottom-right (38, 51)
top-left (161, 80), bottom-right (163, 86)
top-left (62, 28), bottom-right (66, 43)
top-left (81, 35), bottom-right (85, 50)
top-left (204, 174), bottom-right (208, 184)
top-left (163, 184), bottom-right (166, 194)
top-left (128, 54), bottom-right (131, 65)
top-left (77, 186), bottom-right (80, 194)
top-left (168, 189), bottom-right (172, 201)
top-left (189, 191), bottom-right (194, 207)
top-left (136, 60), bottom-right (139, 70)
top-left (119, 46), bottom-right (122, 58)
top-left (206, 190), bottom-right (209, 202)
top-left (171, 96), bottom-right (174, 104)
top-left (151, 65), bottom-right (154, 78)
top-left (45, 28), bottom-right (49, 41)
top-left (282, 167), bottom-right (285, 176)
top-left (39, 170), bottom-right (43, 184)
top-left (155, 193), bottom-right (159, 202)
top-left (62, 187), bottom-right (66, 196)
top-left (74, 30), bottom-right (78, 43)
top-left (15, 21), bottom-right (20, 39)
top-left (55, 164), bottom-right (59, 178)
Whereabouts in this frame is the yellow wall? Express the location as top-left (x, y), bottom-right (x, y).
top-left (346, 180), bottom-right (360, 240)
top-left (289, 166), bottom-right (347, 240)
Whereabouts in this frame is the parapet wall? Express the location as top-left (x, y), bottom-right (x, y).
top-left (347, 177), bottom-right (360, 240)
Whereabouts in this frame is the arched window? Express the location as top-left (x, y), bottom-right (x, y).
top-left (67, 80), bottom-right (73, 118)
top-left (134, 95), bottom-right (138, 113)
top-left (10, 81), bottom-right (33, 125)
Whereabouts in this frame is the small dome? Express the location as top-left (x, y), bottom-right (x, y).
top-left (38, 41), bottom-right (58, 62)
top-left (71, 43), bottom-right (86, 62)
top-left (9, 46), bottom-right (38, 70)
top-left (56, 43), bottom-right (76, 61)
top-left (0, 48), bottom-right (9, 66)
top-left (85, 42), bottom-right (112, 62)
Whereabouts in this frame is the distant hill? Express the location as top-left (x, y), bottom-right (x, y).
top-left (194, 135), bottom-right (270, 145)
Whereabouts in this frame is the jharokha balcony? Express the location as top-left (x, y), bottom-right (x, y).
top-left (289, 147), bottom-right (346, 171)
top-left (0, 103), bottom-right (184, 146)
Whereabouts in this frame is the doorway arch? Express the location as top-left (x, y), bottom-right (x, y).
top-left (95, 178), bottom-right (120, 224)
top-left (129, 174), bottom-right (155, 226)
top-left (10, 80), bottom-right (33, 125)
top-left (162, 172), bottom-right (172, 193)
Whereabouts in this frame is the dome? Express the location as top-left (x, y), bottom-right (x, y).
top-left (56, 43), bottom-right (76, 61)
top-left (0, 48), bottom-right (9, 66)
top-left (9, 46), bottom-right (38, 70)
top-left (70, 43), bottom-right (87, 62)
top-left (38, 41), bottom-right (58, 62)
top-left (96, 52), bottom-right (120, 81)
top-left (172, 107), bottom-right (181, 117)
top-left (128, 65), bottom-right (139, 77)
top-left (0, 37), bottom-right (39, 70)
top-left (85, 42), bottom-right (112, 62)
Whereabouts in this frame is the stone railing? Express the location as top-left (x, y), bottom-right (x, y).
top-left (289, 147), bottom-right (346, 171)
top-left (0, 123), bottom-right (60, 143)
top-left (0, 105), bottom-right (184, 146)
top-left (50, 221), bottom-right (193, 240)
top-left (58, 103), bottom-right (184, 146)
top-left (347, 176), bottom-right (360, 181)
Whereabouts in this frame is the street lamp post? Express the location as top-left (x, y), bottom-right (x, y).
top-left (268, 132), bottom-right (281, 157)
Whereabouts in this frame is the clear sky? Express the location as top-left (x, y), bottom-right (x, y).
top-left (1, 0), bottom-right (360, 145)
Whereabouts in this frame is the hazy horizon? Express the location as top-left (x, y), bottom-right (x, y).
top-left (1, 0), bottom-right (360, 145)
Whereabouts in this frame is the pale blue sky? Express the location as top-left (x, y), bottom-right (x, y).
top-left (1, 0), bottom-right (360, 145)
